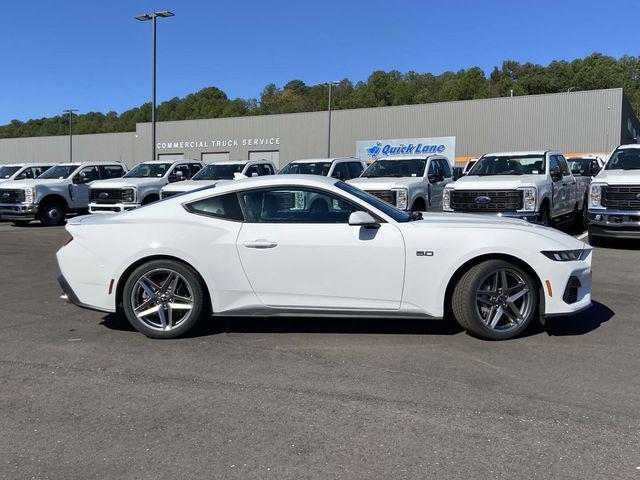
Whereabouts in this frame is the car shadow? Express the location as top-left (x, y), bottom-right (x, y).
top-left (100, 301), bottom-right (614, 339)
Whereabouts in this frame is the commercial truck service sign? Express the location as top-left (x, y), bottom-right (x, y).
top-left (356, 136), bottom-right (456, 163)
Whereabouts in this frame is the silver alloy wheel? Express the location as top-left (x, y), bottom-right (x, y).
top-left (475, 267), bottom-right (532, 333)
top-left (130, 268), bottom-right (194, 332)
top-left (47, 207), bottom-right (61, 221)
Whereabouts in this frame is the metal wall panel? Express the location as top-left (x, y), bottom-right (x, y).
top-left (0, 89), bottom-right (631, 167)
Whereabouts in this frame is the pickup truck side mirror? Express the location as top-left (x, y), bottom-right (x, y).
top-left (73, 173), bottom-right (88, 184)
top-left (348, 211), bottom-right (380, 229)
top-left (169, 171), bottom-right (184, 183)
top-left (550, 167), bottom-right (562, 182)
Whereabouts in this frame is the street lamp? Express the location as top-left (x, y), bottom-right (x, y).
top-left (326, 81), bottom-right (339, 158)
top-left (63, 108), bottom-right (79, 162)
top-left (134, 10), bottom-right (174, 161)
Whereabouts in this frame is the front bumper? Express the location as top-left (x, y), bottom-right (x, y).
top-left (89, 202), bottom-right (140, 213)
top-left (445, 210), bottom-right (538, 221)
top-left (588, 209), bottom-right (640, 239)
top-left (0, 203), bottom-right (38, 220)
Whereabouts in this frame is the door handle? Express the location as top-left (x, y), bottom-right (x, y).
top-left (562, 182), bottom-right (568, 186)
top-left (244, 239), bottom-right (278, 249)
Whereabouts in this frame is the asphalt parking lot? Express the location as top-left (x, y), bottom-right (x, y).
top-left (1, 221), bottom-right (639, 479)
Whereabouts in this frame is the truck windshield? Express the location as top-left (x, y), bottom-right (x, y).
top-left (38, 164), bottom-right (80, 179)
top-left (468, 155), bottom-right (545, 176)
top-left (361, 159), bottom-right (427, 178)
top-left (606, 149), bottom-right (640, 170)
top-left (125, 163), bottom-right (173, 178)
top-left (335, 181), bottom-right (412, 223)
top-left (193, 163), bottom-right (244, 180)
top-left (0, 166), bottom-right (21, 179)
top-left (279, 162), bottom-right (332, 176)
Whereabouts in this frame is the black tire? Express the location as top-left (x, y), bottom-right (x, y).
top-left (572, 198), bottom-right (588, 229)
top-left (452, 259), bottom-right (538, 340)
top-left (588, 226), bottom-right (604, 247)
top-left (411, 198), bottom-right (426, 212)
top-left (38, 200), bottom-right (66, 226)
top-left (537, 205), bottom-right (551, 226)
top-left (122, 259), bottom-right (206, 339)
top-left (11, 220), bottom-right (31, 227)
top-left (141, 195), bottom-right (159, 206)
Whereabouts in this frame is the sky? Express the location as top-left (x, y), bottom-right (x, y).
top-left (0, 0), bottom-right (637, 124)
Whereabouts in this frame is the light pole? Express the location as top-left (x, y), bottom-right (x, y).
top-left (63, 108), bottom-right (79, 162)
top-left (326, 81), bottom-right (339, 157)
top-left (134, 10), bottom-right (174, 161)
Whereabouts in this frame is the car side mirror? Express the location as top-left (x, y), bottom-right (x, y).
top-left (348, 211), bottom-right (380, 229)
top-left (73, 173), bottom-right (88, 184)
top-left (169, 171), bottom-right (183, 183)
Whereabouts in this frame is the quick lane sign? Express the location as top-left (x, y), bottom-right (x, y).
top-left (356, 136), bottom-right (456, 163)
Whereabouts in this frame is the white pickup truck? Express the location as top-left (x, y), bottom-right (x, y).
top-left (0, 163), bottom-right (55, 184)
top-left (278, 157), bottom-right (367, 181)
top-left (88, 159), bottom-right (204, 213)
top-left (588, 144), bottom-right (640, 244)
top-left (444, 151), bottom-right (590, 226)
top-left (160, 159), bottom-right (277, 199)
top-left (347, 154), bottom-right (454, 212)
top-left (0, 162), bottom-right (127, 226)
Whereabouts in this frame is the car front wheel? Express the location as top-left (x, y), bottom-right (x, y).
top-left (452, 259), bottom-right (538, 340)
top-left (122, 260), bottom-right (206, 339)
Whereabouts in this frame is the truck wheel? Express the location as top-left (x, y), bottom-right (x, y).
top-left (537, 206), bottom-right (551, 226)
top-left (411, 198), bottom-right (426, 212)
top-left (587, 226), bottom-right (604, 247)
top-left (11, 220), bottom-right (31, 227)
top-left (39, 201), bottom-right (66, 226)
top-left (572, 199), bottom-right (588, 229)
top-left (452, 259), bottom-right (538, 340)
top-left (122, 259), bottom-right (206, 339)
top-left (141, 195), bottom-right (159, 206)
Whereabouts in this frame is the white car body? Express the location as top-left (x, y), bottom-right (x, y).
top-left (160, 160), bottom-right (277, 199)
top-left (278, 157), bottom-right (367, 181)
top-left (347, 155), bottom-right (454, 211)
top-left (57, 175), bottom-right (592, 340)
top-left (0, 163), bottom-right (55, 184)
top-left (588, 144), bottom-right (640, 240)
top-left (0, 162), bottom-right (127, 224)
top-left (88, 159), bottom-right (204, 213)
top-left (443, 151), bottom-right (589, 222)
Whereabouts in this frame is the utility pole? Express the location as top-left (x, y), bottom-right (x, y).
top-left (135, 11), bottom-right (175, 160)
top-left (63, 108), bottom-right (79, 162)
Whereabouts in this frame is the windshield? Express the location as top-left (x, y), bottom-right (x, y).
top-left (125, 163), bottom-right (173, 178)
top-left (38, 164), bottom-right (79, 179)
top-left (0, 166), bottom-right (21, 179)
top-left (193, 163), bottom-right (244, 180)
top-left (279, 162), bottom-right (332, 176)
top-left (336, 181), bottom-right (412, 223)
top-left (361, 159), bottom-right (427, 178)
top-left (606, 149), bottom-right (640, 170)
top-left (468, 155), bottom-right (545, 176)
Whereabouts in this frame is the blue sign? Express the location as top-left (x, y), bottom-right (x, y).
top-left (356, 136), bottom-right (456, 163)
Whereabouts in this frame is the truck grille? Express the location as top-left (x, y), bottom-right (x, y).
top-left (451, 190), bottom-right (523, 212)
top-left (0, 189), bottom-right (25, 203)
top-left (365, 190), bottom-right (397, 206)
top-left (90, 189), bottom-right (123, 204)
top-left (602, 185), bottom-right (640, 210)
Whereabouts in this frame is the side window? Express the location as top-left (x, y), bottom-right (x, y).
top-left (347, 162), bottom-right (364, 179)
top-left (427, 160), bottom-right (438, 176)
top-left (184, 192), bottom-right (244, 221)
top-left (22, 167), bottom-right (41, 179)
top-left (189, 164), bottom-right (202, 177)
top-left (438, 159), bottom-right (452, 178)
top-left (239, 187), bottom-right (359, 224)
top-left (99, 165), bottom-right (125, 179)
top-left (331, 162), bottom-right (349, 180)
top-left (76, 166), bottom-right (100, 182)
top-left (245, 165), bottom-right (261, 177)
top-left (557, 156), bottom-right (570, 176)
top-left (548, 156), bottom-right (561, 178)
top-left (258, 164), bottom-right (274, 176)
top-left (172, 164), bottom-right (191, 180)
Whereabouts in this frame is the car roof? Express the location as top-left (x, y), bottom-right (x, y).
top-left (142, 159), bottom-right (201, 164)
top-left (288, 157), bottom-right (357, 164)
top-left (53, 162), bottom-right (124, 167)
top-left (616, 144), bottom-right (640, 150)
top-left (482, 151), bottom-right (557, 157)
top-left (199, 174), bottom-right (338, 193)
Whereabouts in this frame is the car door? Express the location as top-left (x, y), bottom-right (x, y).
top-left (557, 155), bottom-right (576, 213)
top-left (235, 186), bottom-right (405, 310)
top-left (70, 165), bottom-right (100, 207)
top-left (426, 160), bottom-right (445, 209)
top-left (547, 155), bottom-right (566, 217)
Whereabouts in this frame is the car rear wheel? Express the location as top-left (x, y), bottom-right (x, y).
top-left (39, 201), bottom-right (66, 226)
top-left (452, 259), bottom-right (538, 340)
top-left (122, 260), bottom-right (206, 339)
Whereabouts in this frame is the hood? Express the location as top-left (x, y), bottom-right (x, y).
top-left (162, 179), bottom-right (227, 193)
top-left (90, 177), bottom-right (166, 189)
top-left (408, 212), bottom-right (586, 250)
top-left (1, 178), bottom-right (66, 189)
top-left (451, 174), bottom-right (545, 190)
top-left (347, 177), bottom-right (424, 190)
top-left (593, 169), bottom-right (640, 185)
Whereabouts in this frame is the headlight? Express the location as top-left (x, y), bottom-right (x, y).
top-left (443, 188), bottom-right (453, 211)
top-left (394, 188), bottom-right (408, 210)
top-left (121, 188), bottom-right (135, 203)
top-left (541, 249), bottom-right (588, 262)
top-left (519, 187), bottom-right (537, 212)
top-left (24, 187), bottom-right (35, 203)
top-left (590, 183), bottom-right (605, 209)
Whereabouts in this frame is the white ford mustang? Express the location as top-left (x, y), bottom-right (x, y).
top-left (57, 175), bottom-right (592, 340)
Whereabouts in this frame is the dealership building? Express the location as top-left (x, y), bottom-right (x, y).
top-left (0, 88), bottom-right (638, 168)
